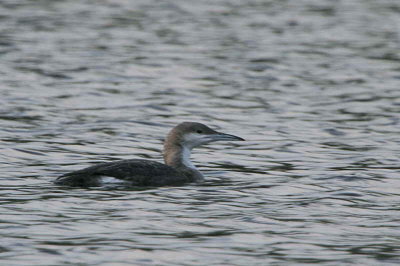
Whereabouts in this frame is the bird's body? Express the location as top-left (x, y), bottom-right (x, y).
top-left (55, 122), bottom-right (244, 187)
top-left (56, 159), bottom-right (190, 187)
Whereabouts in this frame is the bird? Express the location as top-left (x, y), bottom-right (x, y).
top-left (55, 122), bottom-right (244, 187)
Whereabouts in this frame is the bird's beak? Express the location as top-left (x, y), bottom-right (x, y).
top-left (210, 132), bottom-right (245, 142)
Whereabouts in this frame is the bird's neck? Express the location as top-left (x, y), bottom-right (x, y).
top-left (163, 144), bottom-right (195, 169)
top-left (163, 144), bottom-right (203, 181)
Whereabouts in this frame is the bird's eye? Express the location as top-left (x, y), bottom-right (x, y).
top-left (196, 130), bottom-right (203, 134)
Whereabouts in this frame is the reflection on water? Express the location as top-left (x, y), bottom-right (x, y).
top-left (1, 0), bottom-right (400, 265)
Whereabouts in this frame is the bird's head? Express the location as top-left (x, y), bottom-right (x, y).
top-left (166, 122), bottom-right (244, 150)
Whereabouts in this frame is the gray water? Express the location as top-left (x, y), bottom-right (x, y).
top-left (1, 0), bottom-right (400, 265)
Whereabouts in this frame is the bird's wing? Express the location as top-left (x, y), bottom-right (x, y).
top-left (55, 159), bottom-right (189, 187)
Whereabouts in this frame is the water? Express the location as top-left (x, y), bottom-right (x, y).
top-left (1, 0), bottom-right (400, 265)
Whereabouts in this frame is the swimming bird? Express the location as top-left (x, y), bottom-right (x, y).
top-left (55, 122), bottom-right (244, 187)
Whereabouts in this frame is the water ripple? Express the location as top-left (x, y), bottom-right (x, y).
top-left (1, 0), bottom-right (400, 265)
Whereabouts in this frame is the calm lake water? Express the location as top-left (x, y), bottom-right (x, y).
top-left (1, 0), bottom-right (400, 265)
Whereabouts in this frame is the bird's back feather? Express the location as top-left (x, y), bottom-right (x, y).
top-left (55, 159), bottom-right (190, 187)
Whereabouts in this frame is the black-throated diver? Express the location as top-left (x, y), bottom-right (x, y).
top-left (55, 122), bottom-right (244, 187)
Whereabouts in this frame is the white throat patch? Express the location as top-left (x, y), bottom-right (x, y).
top-left (183, 133), bottom-right (210, 149)
top-left (182, 146), bottom-right (196, 169)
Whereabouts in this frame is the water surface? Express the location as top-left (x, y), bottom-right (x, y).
top-left (1, 0), bottom-right (400, 265)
